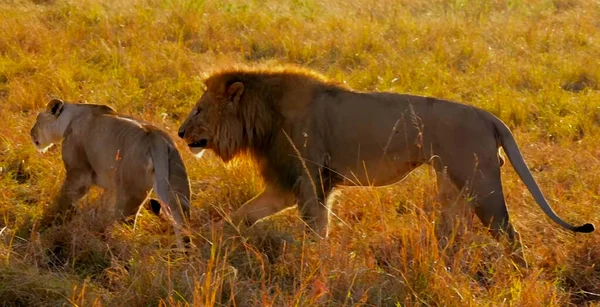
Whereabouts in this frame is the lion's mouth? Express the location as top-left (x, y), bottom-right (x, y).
top-left (31, 137), bottom-right (51, 153)
top-left (188, 139), bottom-right (208, 148)
top-left (34, 142), bottom-right (54, 154)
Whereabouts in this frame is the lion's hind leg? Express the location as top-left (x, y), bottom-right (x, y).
top-left (434, 169), bottom-right (473, 251)
top-left (446, 167), bottom-right (527, 268)
top-left (471, 187), bottom-right (527, 268)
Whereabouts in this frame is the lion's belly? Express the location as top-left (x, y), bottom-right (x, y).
top-left (338, 159), bottom-right (422, 187)
top-left (328, 130), bottom-right (425, 187)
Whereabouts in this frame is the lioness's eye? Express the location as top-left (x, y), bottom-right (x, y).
top-left (194, 108), bottom-right (202, 116)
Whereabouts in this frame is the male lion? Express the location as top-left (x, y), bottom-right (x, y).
top-left (31, 99), bottom-right (191, 248)
top-left (178, 67), bottom-right (594, 264)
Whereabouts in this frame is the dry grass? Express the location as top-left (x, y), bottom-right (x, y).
top-left (1, 0), bottom-right (600, 305)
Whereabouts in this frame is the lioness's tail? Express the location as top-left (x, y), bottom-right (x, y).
top-left (150, 134), bottom-right (191, 221)
top-left (486, 112), bottom-right (594, 233)
top-left (166, 142), bottom-right (191, 220)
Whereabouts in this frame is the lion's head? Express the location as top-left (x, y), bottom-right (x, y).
top-left (30, 99), bottom-right (67, 153)
top-left (178, 70), bottom-right (279, 162)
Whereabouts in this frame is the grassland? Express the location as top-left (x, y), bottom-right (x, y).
top-left (1, 0), bottom-right (600, 305)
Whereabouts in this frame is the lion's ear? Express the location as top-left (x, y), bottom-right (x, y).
top-left (46, 99), bottom-right (64, 117)
top-left (226, 82), bottom-right (244, 104)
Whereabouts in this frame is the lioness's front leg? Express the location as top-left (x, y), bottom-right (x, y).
top-left (40, 169), bottom-right (92, 228)
top-left (229, 184), bottom-right (295, 227)
top-left (39, 136), bottom-right (93, 228)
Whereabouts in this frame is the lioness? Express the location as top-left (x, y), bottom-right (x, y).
top-left (178, 67), bottom-right (594, 264)
top-left (31, 99), bottom-right (191, 248)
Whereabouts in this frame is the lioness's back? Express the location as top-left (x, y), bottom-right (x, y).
top-left (65, 109), bottom-right (175, 189)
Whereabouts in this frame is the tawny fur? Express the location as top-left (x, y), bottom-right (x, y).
top-left (31, 99), bottom-right (191, 248)
top-left (178, 65), bottom-right (594, 266)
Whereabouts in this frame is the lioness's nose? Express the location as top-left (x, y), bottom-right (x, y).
top-left (178, 129), bottom-right (185, 139)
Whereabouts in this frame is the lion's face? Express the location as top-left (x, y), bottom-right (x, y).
top-left (178, 91), bottom-right (219, 156)
top-left (30, 99), bottom-right (66, 153)
top-left (178, 81), bottom-right (245, 161)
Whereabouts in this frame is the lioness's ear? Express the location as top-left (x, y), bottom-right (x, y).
top-left (226, 82), bottom-right (244, 104)
top-left (46, 99), bottom-right (64, 116)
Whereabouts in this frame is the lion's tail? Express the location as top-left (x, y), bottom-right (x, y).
top-left (486, 112), bottom-right (594, 233)
top-left (150, 134), bottom-right (191, 222)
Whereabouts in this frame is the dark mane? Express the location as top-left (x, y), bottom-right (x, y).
top-left (203, 66), bottom-right (346, 190)
top-left (204, 66), bottom-right (342, 155)
top-left (204, 65), bottom-right (345, 90)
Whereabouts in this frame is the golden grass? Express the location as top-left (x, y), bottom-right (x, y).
top-left (1, 0), bottom-right (600, 305)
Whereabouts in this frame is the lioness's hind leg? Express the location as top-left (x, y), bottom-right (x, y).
top-left (114, 189), bottom-right (148, 225)
top-left (144, 199), bottom-right (161, 215)
top-left (163, 192), bottom-right (191, 250)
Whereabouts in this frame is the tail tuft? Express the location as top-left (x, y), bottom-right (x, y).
top-left (575, 223), bottom-right (595, 233)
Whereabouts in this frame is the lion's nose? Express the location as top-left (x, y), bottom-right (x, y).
top-left (178, 129), bottom-right (185, 139)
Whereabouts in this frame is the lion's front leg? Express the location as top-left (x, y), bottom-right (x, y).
top-left (228, 185), bottom-right (296, 228)
top-left (294, 152), bottom-right (341, 238)
top-left (296, 172), bottom-right (334, 239)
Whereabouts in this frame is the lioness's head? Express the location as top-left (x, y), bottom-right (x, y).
top-left (178, 77), bottom-right (246, 162)
top-left (30, 99), bottom-right (67, 153)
